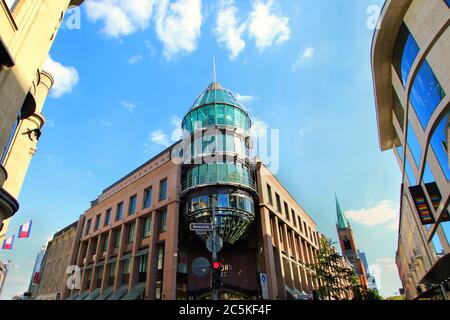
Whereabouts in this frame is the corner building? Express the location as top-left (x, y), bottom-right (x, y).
top-left (66, 83), bottom-right (322, 300)
top-left (372, 0), bottom-right (450, 299)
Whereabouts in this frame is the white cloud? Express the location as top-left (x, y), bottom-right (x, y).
top-left (248, 0), bottom-right (290, 51)
top-left (150, 130), bottom-right (170, 147)
top-left (345, 200), bottom-right (398, 227)
top-left (170, 116), bottom-right (184, 142)
top-left (128, 54), bottom-right (144, 65)
top-left (85, 0), bottom-right (155, 38)
top-left (235, 93), bottom-right (256, 105)
top-left (292, 46), bottom-right (315, 71)
top-left (155, 0), bottom-right (203, 58)
top-left (99, 120), bottom-right (113, 127)
top-left (215, 0), bottom-right (246, 60)
top-left (120, 100), bottom-right (137, 112)
top-left (43, 55), bottom-right (79, 98)
top-left (373, 258), bottom-right (397, 272)
top-left (250, 117), bottom-right (268, 139)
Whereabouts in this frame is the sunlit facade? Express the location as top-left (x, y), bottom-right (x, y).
top-left (372, 0), bottom-right (450, 300)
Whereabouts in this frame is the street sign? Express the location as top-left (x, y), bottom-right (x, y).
top-left (190, 223), bottom-right (213, 232)
top-left (196, 230), bottom-right (207, 235)
top-left (191, 257), bottom-right (210, 278)
top-left (260, 273), bottom-right (269, 300)
top-left (206, 235), bottom-right (223, 253)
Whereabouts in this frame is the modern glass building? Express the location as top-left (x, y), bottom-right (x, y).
top-left (372, 0), bottom-right (450, 300)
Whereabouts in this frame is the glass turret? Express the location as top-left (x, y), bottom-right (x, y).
top-left (180, 82), bottom-right (257, 245)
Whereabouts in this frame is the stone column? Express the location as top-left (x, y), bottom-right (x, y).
top-left (162, 201), bottom-right (180, 300)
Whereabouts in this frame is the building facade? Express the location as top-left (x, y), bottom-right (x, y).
top-left (335, 196), bottom-right (368, 288)
top-left (64, 82), bottom-right (322, 301)
top-left (35, 221), bottom-right (79, 300)
top-left (0, 0), bottom-right (84, 257)
top-left (372, 0), bottom-right (450, 300)
top-left (27, 245), bottom-right (46, 298)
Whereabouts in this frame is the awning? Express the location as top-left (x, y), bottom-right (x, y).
top-left (74, 291), bottom-right (89, 300)
top-left (107, 285), bottom-right (128, 300)
top-left (420, 253), bottom-right (450, 285)
top-left (121, 283), bottom-right (146, 300)
top-left (135, 249), bottom-right (149, 257)
top-left (66, 294), bottom-right (79, 300)
top-left (85, 288), bottom-right (100, 300)
top-left (95, 287), bottom-right (113, 300)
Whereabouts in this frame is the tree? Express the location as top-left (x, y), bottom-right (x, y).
top-left (307, 236), bottom-right (355, 300)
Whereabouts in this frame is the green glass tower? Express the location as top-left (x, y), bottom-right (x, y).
top-left (180, 82), bottom-right (257, 245)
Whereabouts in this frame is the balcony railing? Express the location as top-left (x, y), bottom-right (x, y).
top-left (181, 174), bottom-right (256, 193)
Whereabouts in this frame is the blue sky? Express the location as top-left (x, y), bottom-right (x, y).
top-left (0, 0), bottom-right (404, 299)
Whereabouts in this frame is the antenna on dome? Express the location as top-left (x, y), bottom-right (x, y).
top-left (213, 54), bottom-right (217, 83)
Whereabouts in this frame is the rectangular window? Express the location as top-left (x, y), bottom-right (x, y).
top-left (104, 209), bottom-right (112, 226)
top-left (143, 187), bottom-right (153, 208)
top-left (284, 202), bottom-right (289, 221)
top-left (116, 202), bottom-right (124, 221)
top-left (94, 214), bottom-right (101, 231)
top-left (157, 244), bottom-right (165, 270)
top-left (266, 184), bottom-right (273, 205)
top-left (156, 281), bottom-right (162, 300)
top-left (129, 195), bottom-right (137, 215)
top-left (114, 229), bottom-right (121, 248)
top-left (128, 223), bottom-right (135, 243)
top-left (160, 209), bottom-right (167, 233)
top-left (159, 179), bottom-right (167, 201)
top-left (393, 23), bottom-right (419, 87)
top-left (143, 216), bottom-right (152, 238)
top-left (275, 193), bottom-right (281, 213)
top-left (138, 254), bottom-right (148, 283)
top-left (103, 234), bottom-right (109, 252)
top-left (122, 259), bottom-right (130, 285)
top-left (292, 210), bottom-right (297, 228)
top-left (108, 262), bottom-right (116, 286)
top-left (85, 219), bottom-right (92, 235)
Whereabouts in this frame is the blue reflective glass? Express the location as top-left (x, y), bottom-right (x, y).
top-left (397, 145), bottom-right (403, 161)
top-left (410, 60), bottom-right (446, 129)
top-left (404, 158), bottom-right (417, 185)
top-left (446, 0), bottom-right (450, 7)
top-left (430, 116), bottom-right (450, 181)
top-left (431, 233), bottom-right (444, 256)
top-left (442, 221), bottom-right (450, 246)
top-left (407, 122), bottom-right (422, 167)
top-left (401, 34), bottom-right (420, 87)
top-left (423, 163), bottom-right (435, 184)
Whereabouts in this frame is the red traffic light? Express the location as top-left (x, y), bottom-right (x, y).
top-left (212, 261), bottom-right (221, 270)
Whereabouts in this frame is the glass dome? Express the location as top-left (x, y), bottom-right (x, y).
top-left (182, 82), bottom-right (251, 132)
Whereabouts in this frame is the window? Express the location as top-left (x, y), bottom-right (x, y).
top-left (430, 115), bottom-right (450, 181)
top-left (128, 195), bottom-right (137, 215)
top-left (266, 184), bottom-right (273, 205)
top-left (407, 122), bottom-right (422, 167)
top-left (159, 209), bottom-right (167, 233)
top-left (103, 234), bottom-right (109, 252)
top-left (157, 244), bottom-right (165, 270)
top-left (128, 223), bottom-right (135, 243)
top-left (159, 179), bottom-right (167, 201)
top-left (116, 202), bottom-right (124, 221)
top-left (143, 187), bottom-right (152, 208)
top-left (393, 23), bottom-right (419, 87)
top-left (122, 259), bottom-right (130, 285)
top-left (284, 202), bottom-right (289, 221)
top-left (108, 262), bottom-right (116, 286)
top-left (275, 193), bottom-right (281, 212)
top-left (138, 254), bottom-right (148, 283)
top-left (292, 210), bottom-right (297, 228)
top-left (410, 60), bottom-right (446, 130)
top-left (94, 215), bottom-right (101, 231)
top-left (85, 219), bottom-right (92, 235)
top-left (143, 216), bottom-right (152, 238)
top-left (104, 209), bottom-right (112, 226)
top-left (114, 229), bottom-right (121, 248)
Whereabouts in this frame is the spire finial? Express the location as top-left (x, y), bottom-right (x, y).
top-left (213, 54), bottom-right (217, 83)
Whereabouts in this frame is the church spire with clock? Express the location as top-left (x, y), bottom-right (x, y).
top-left (335, 194), bottom-right (368, 287)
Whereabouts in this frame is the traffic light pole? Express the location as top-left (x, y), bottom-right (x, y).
top-left (211, 205), bottom-right (218, 301)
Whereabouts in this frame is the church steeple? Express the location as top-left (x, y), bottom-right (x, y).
top-left (335, 194), bottom-right (349, 230)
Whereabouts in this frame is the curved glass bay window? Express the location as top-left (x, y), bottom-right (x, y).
top-left (393, 23), bottom-right (419, 87)
top-left (410, 60), bottom-right (446, 130)
top-left (183, 104), bottom-right (251, 132)
top-left (182, 162), bottom-right (255, 192)
top-left (430, 113), bottom-right (450, 181)
top-left (185, 189), bottom-right (255, 244)
top-left (190, 129), bottom-right (251, 159)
